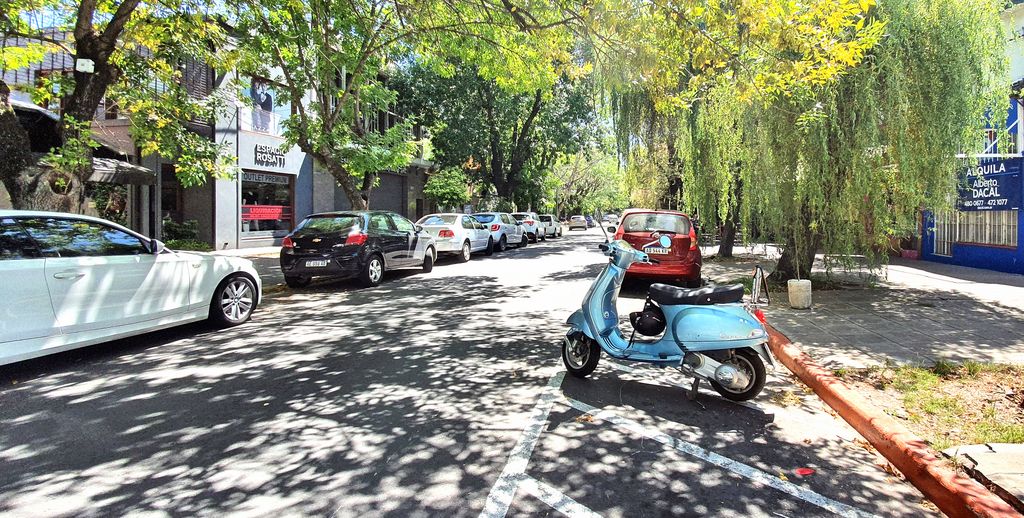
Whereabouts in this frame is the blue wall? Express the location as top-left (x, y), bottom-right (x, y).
top-left (921, 157), bottom-right (1024, 274)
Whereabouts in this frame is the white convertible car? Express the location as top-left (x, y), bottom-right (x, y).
top-left (0, 210), bottom-right (262, 367)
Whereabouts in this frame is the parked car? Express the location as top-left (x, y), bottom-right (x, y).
top-left (538, 214), bottom-right (561, 238)
top-left (472, 212), bottom-right (527, 251)
top-left (512, 212), bottom-right (544, 242)
top-left (568, 215), bottom-right (588, 231)
top-left (280, 211), bottom-right (435, 288)
top-left (609, 209), bottom-right (702, 287)
top-left (585, 215), bottom-right (595, 228)
top-left (602, 214), bottom-right (619, 226)
top-left (0, 210), bottom-right (262, 367)
top-left (416, 213), bottom-right (493, 261)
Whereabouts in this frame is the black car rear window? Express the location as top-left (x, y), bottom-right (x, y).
top-left (473, 214), bottom-right (496, 223)
top-left (539, 215), bottom-right (552, 222)
top-left (621, 213), bottom-right (690, 234)
top-left (295, 215), bottom-right (361, 235)
top-left (418, 215), bottom-right (457, 225)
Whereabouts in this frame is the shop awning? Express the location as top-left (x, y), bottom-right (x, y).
top-left (89, 157), bottom-right (156, 185)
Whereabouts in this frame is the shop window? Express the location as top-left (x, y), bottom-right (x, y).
top-left (241, 172), bottom-right (294, 237)
top-left (161, 164), bottom-right (183, 223)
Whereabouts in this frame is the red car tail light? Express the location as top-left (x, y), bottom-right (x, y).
top-left (490, 224), bottom-right (500, 231)
top-left (282, 236), bottom-right (295, 248)
top-left (438, 229), bottom-right (455, 238)
top-left (689, 225), bottom-right (698, 251)
top-left (525, 220), bottom-right (534, 226)
top-left (345, 232), bottom-right (368, 246)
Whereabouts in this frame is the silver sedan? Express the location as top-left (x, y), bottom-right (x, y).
top-left (416, 213), bottom-right (494, 262)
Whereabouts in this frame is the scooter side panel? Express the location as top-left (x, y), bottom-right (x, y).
top-left (668, 304), bottom-right (769, 351)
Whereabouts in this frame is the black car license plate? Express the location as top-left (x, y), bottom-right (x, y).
top-left (305, 259), bottom-right (329, 267)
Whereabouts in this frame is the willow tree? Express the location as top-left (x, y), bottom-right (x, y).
top-left (735, 0), bottom-right (1009, 280)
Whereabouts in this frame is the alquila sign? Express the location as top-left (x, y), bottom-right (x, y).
top-left (957, 158), bottom-right (1022, 211)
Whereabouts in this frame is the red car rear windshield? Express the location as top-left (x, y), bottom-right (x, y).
top-left (621, 213), bottom-right (690, 234)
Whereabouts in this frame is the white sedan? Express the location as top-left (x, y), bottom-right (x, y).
top-left (0, 210), bottom-right (262, 367)
top-left (416, 213), bottom-right (493, 261)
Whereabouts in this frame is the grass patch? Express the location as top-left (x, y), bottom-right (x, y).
top-left (846, 361), bottom-right (1024, 451)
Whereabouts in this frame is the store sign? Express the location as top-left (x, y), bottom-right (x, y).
top-left (242, 171), bottom-right (290, 185)
top-left (957, 159), bottom-right (1022, 211)
top-left (241, 205), bottom-right (291, 221)
top-left (254, 144), bottom-right (286, 168)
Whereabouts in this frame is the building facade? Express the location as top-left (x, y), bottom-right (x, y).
top-left (2, 36), bottom-right (433, 249)
top-left (918, 2), bottom-right (1024, 274)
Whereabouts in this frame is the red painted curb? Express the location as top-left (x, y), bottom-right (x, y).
top-left (765, 323), bottom-right (1020, 518)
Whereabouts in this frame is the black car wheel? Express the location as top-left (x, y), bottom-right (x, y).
top-left (497, 235), bottom-right (507, 252)
top-left (359, 254), bottom-right (385, 288)
top-left (484, 237), bottom-right (494, 256)
top-left (458, 241), bottom-right (472, 263)
top-left (285, 275), bottom-right (311, 288)
top-left (529, 232), bottom-right (537, 243)
top-left (520, 234), bottom-right (528, 247)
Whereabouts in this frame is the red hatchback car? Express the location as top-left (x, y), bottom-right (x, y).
top-left (610, 210), bottom-right (702, 287)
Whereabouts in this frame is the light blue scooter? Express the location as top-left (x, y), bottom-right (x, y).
top-left (563, 235), bottom-right (775, 401)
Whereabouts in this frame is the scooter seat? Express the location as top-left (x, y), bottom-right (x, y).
top-left (648, 283), bottom-right (745, 306)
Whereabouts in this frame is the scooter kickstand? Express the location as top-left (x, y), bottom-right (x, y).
top-left (686, 378), bottom-right (700, 401)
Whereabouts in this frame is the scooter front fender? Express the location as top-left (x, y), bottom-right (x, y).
top-left (565, 309), bottom-right (594, 339)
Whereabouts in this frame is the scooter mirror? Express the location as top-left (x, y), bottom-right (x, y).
top-left (658, 235), bottom-right (672, 248)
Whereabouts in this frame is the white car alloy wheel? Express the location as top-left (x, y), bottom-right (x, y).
top-left (212, 276), bottom-right (256, 327)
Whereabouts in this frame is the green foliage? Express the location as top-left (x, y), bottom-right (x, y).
top-left (423, 168), bottom-right (470, 209)
top-left (395, 62), bottom-right (597, 207)
top-left (165, 239), bottom-right (213, 252)
top-left (162, 218), bottom-right (200, 241)
top-left (2, 0), bottom-right (235, 209)
top-left (552, 142), bottom-right (626, 216)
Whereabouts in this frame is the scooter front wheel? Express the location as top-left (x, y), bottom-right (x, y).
top-left (562, 332), bottom-right (600, 378)
top-left (709, 348), bottom-right (766, 402)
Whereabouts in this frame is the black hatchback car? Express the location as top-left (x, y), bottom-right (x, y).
top-left (280, 211), bottom-right (436, 288)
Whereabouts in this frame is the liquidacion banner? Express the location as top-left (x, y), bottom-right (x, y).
top-left (957, 158), bottom-right (1022, 211)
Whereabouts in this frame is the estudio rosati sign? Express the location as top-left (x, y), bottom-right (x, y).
top-left (957, 158), bottom-right (1022, 211)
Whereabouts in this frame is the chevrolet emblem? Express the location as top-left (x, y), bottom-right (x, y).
top-left (312, 238), bottom-right (322, 243)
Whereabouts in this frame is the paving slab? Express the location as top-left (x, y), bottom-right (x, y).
top-left (943, 443), bottom-right (1024, 513)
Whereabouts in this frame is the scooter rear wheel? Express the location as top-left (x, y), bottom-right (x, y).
top-left (562, 333), bottom-right (600, 378)
top-left (709, 348), bottom-right (766, 402)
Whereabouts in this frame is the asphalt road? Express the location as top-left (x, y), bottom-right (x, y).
top-left (0, 228), bottom-right (935, 517)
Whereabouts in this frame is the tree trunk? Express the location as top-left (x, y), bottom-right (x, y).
top-left (359, 171), bottom-right (376, 209)
top-left (771, 230), bottom-right (820, 282)
top-left (314, 151), bottom-right (369, 210)
top-left (719, 217), bottom-right (736, 258)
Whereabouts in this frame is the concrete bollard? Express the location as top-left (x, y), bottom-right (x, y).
top-left (787, 279), bottom-right (812, 309)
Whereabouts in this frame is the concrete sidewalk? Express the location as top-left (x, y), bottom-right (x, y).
top-left (760, 258), bottom-right (1024, 368)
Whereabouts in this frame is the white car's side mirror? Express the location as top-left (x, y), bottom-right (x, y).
top-left (150, 238), bottom-right (166, 254)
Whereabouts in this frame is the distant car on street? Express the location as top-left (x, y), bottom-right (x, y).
top-left (416, 213), bottom-right (493, 261)
top-left (472, 212), bottom-right (527, 251)
top-left (0, 210), bottom-right (262, 367)
top-left (538, 214), bottom-right (561, 238)
top-left (609, 209), bottom-right (702, 287)
top-left (568, 215), bottom-right (587, 231)
top-left (280, 211), bottom-right (435, 288)
top-left (585, 216), bottom-right (595, 228)
top-left (512, 212), bottom-right (544, 242)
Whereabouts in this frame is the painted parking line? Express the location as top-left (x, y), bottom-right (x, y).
top-left (563, 396), bottom-right (877, 518)
top-left (481, 368), bottom-right (878, 518)
top-left (479, 371), bottom-right (565, 518)
top-left (518, 475), bottom-right (602, 518)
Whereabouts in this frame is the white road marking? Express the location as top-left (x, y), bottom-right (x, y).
top-left (604, 359), bottom-right (771, 413)
top-left (518, 475), bottom-right (602, 518)
top-left (479, 371), bottom-right (565, 518)
top-left (562, 396), bottom-right (877, 518)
